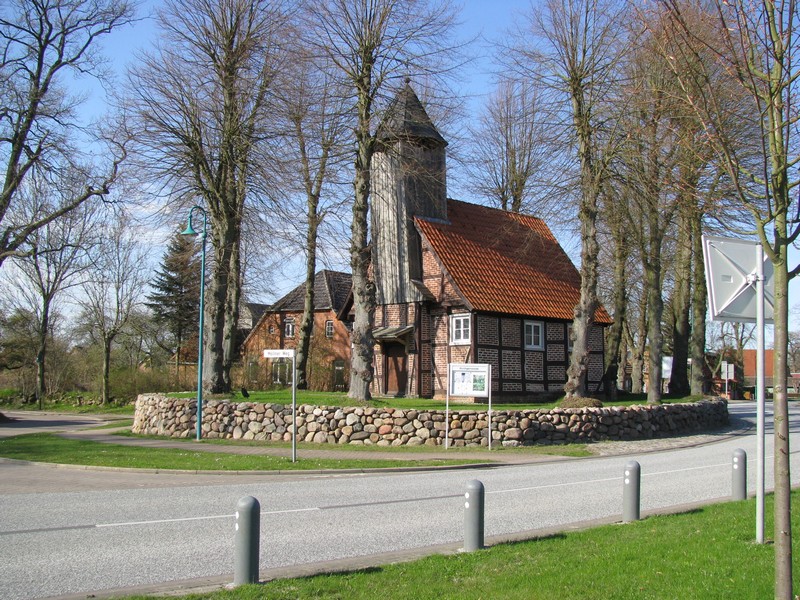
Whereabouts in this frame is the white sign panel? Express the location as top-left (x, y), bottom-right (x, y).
top-left (702, 235), bottom-right (774, 323)
top-left (263, 348), bottom-right (295, 358)
top-left (449, 363), bottom-right (490, 398)
top-left (721, 361), bottom-right (734, 380)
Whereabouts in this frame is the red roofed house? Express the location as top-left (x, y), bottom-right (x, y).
top-left (361, 83), bottom-right (612, 399)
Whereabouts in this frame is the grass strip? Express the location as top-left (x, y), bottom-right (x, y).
top-left (125, 493), bottom-right (799, 599)
top-left (0, 433), bottom-right (482, 471)
top-left (90, 419), bottom-right (135, 430)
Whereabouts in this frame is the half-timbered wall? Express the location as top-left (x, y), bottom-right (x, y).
top-left (373, 302), bottom-right (420, 397)
top-left (474, 315), bottom-right (605, 397)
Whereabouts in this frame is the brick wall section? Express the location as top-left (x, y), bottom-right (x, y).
top-left (421, 245), bottom-right (461, 304)
top-left (477, 315), bottom-right (498, 346)
top-left (547, 322), bottom-right (564, 341)
top-left (134, 394), bottom-right (729, 447)
top-left (501, 318), bottom-right (521, 346)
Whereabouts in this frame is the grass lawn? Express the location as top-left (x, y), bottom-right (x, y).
top-left (168, 389), bottom-right (703, 411)
top-left (0, 398), bottom-right (135, 415)
top-left (1, 388), bottom-right (703, 415)
top-left (122, 492), bottom-right (799, 600)
top-left (0, 433), bottom-right (484, 470)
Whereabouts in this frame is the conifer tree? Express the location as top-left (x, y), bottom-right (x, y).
top-left (146, 232), bottom-right (201, 375)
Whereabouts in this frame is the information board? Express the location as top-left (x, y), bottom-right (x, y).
top-left (449, 363), bottom-right (490, 398)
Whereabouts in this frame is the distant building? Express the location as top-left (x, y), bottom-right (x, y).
top-left (240, 270), bottom-right (351, 391)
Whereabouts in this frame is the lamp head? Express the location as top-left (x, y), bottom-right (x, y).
top-left (180, 213), bottom-right (198, 237)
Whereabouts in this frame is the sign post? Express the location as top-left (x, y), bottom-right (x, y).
top-left (447, 363), bottom-right (492, 449)
top-left (264, 348), bottom-right (297, 462)
top-left (703, 235), bottom-right (774, 543)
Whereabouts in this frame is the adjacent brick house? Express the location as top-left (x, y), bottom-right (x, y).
top-left (240, 270), bottom-right (352, 391)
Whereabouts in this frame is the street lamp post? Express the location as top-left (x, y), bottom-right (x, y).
top-left (181, 206), bottom-right (208, 441)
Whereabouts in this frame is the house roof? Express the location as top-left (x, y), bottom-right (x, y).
top-left (271, 270), bottom-right (352, 313)
top-left (414, 199), bottom-right (613, 323)
top-left (244, 302), bottom-right (268, 322)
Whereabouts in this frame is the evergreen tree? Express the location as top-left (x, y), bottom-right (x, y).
top-left (146, 232), bottom-right (201, 373)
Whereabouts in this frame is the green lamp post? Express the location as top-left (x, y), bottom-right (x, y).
top-left (181, 205), bottom-right (207, 441)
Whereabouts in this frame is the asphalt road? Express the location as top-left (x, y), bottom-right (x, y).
top-left (1, 403), bottom-right (799, 600)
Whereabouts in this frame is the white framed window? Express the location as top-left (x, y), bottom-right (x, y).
top-left (450, 314), bottom-right (471, 345)
top-left (524, 320), bottom-right (544, 350)
top-left (284, 318), bottom-right (295, 338)
top-left (325, 320), bottom-right (334, 338)
top-left (567, 323), bottom-right (574, 351)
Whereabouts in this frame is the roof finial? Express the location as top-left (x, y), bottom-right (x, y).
top-left (404, 76), bottom-right (411, 85)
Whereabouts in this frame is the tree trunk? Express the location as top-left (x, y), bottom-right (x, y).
top-left (296, 214), bottom-right (319, 390)
top-left (603, 212), bottom-right (627, 401)
top-left (222, 234), bottom-right (241, 391)
top-left (617, 325), bottom-right (628, 392)
top-left (204, 217), bottom-right (239, 394)
top-left (36, 299), bottom-right (50, 409)
top-left (772, 228), bottom-right (792, 599)
top-left (564, 81), bottom-right (600, 399)
top-left (645, 237), bottom-right (663, 404)
top-left (669, 205), bottom-right (692, 395)
top-left (689, 211), bottom-right (707, 396)
top-left (348, 68), bottom-right (377, 402)
top-left (630, 286), bottom-right (648, 394)
top-left (102, 337), bottom-right (112, 404)
top-left (348, 136), bottom-right (376, 401)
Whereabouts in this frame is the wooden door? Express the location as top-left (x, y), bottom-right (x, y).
top-left (385, 343), bottom-right (408, 396)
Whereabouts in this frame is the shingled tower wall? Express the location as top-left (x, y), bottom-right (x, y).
top-left (371, 82), bottom-right (448, 306)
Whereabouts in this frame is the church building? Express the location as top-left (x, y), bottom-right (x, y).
top-left (362, 83), bottom-right (612, 399)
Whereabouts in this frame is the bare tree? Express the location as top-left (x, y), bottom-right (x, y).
top-left (126, 0), bottom-right (290, 393)
top-left (467, 78), bottom-right (552, 214)
top-left (597, 180), bottom-right (631, 401)
top-left (511, 0), bottom-right (629, 399)
top-left (663, 2), bottom-right (799, 591)
top-left (271, 49), bottom-right (350, 389)
top-left (7, 178), bottom-right (98, 406)
top-left (77, 213), bottom-right (147, 403)
top-left (305, 0), bottom-right (461, 401)
top-left (0, 0), bottom-right (132, 266)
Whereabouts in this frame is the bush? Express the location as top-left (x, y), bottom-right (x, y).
top-left (558, 396), bottom-right (604, 409)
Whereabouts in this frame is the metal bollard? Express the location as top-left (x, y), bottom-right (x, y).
top-left (464, 479), bottom-right (485, 551)
top-left (234, 496), bottom-right (260, 586)
top-left (623, 460), bottom-right (641, 523)
top-left (732, 448), bottom-right (747, 501)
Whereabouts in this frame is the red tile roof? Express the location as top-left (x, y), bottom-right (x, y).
top-left (415, 199), bottom-right (613, 323)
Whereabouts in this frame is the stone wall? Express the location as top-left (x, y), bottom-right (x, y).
top-left (132, 395), bottom-right (729, 447)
